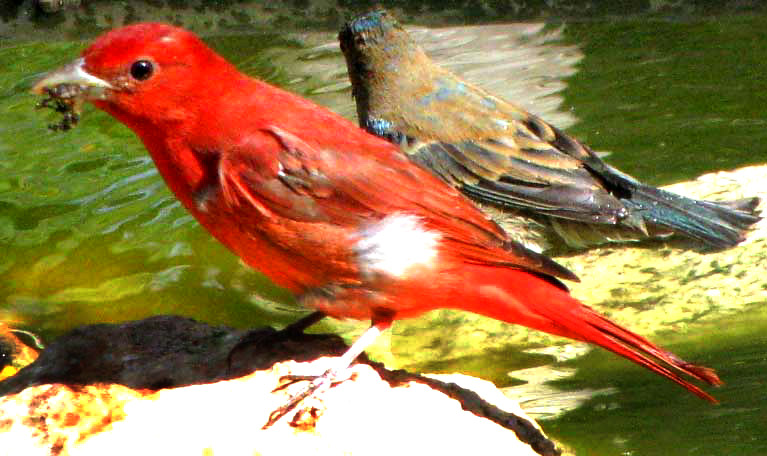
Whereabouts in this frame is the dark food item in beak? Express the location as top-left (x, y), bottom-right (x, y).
top-left (35, 83), bottom-right (86, 131)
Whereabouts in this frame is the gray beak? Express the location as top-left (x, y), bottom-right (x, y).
top-left (32, 57), bottom-right (112, 97)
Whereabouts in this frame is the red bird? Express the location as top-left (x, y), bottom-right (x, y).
top-left (33, 23), bottom-right (721, 425)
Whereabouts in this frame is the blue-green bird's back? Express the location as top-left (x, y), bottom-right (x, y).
top-left (339, 10), bottom-right (761, 252)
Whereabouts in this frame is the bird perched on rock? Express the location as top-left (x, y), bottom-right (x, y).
top-left (33, 23), bottom-right (721, 427)
top-left (339, 10), bottom-right (760, 253)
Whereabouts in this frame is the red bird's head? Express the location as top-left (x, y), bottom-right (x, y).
top-left (33, 23), bottom-right (239, 131)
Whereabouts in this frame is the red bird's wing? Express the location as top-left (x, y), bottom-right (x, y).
top-left (217, 125), bottom-right (578, 282)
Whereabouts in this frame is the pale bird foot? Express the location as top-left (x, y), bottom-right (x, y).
top-left (263, 367), bottom-right (349, 429)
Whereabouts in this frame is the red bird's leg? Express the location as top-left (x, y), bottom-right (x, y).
top-left (282, 311), bottom-right (326, 334)
top-left (263, 318), bottom-right (393, 428)
top-left (226, 312), bottom-right (327, 371)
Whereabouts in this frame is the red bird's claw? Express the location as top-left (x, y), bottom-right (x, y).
top-left (270, 374), bottom-right (315, 393)
top-left (263, 369), bottom-right (338, 429)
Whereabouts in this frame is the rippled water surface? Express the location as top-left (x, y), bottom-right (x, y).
top-left (2, 8), bottom-right (766, 455)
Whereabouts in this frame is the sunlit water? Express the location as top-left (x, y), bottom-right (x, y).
top-left (1, 9), bottom-right (766, 455)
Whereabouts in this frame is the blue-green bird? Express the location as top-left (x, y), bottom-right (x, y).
top-left (339, 11), bottom-right (761, 253)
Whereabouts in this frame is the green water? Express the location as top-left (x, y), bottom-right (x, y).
top-left (2, 6), bottom-right (767, 455)
top-left (543, 310), bottom-right (767, 455)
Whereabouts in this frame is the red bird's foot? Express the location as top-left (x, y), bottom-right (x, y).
top-left (263, 367), bottom-right (346, 429)
top-left (262, 322), bottom-right (390, 428)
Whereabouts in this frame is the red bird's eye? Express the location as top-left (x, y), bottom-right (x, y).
top-left (130, 60), bottom-right (154, 81)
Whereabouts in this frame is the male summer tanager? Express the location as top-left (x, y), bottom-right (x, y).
top-left (33, 23), bottom-right (721, 426)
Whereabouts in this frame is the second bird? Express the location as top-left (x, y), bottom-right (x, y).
top-left (339, 11), bottom-right (760, 253)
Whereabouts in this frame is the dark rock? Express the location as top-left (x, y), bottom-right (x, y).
top-left (0, 315), bottom-right (349, 396)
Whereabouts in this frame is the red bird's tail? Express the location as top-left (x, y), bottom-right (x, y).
top-left (454, 265), bottom-right (723, 402)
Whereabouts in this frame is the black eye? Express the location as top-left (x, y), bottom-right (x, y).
top-left (130, 60), bottom-right (153, 81)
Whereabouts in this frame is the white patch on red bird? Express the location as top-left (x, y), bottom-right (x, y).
top-left (355, 214), bottom-right (441, 279)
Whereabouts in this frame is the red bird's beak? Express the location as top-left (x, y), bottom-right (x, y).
top-left (31, 57), bottom-right (112, 98)
top-left (32, 57), bottom-right (113, 131)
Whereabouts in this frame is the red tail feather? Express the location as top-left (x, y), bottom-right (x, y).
top-left (454, 265), bottom-right (722, 401)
